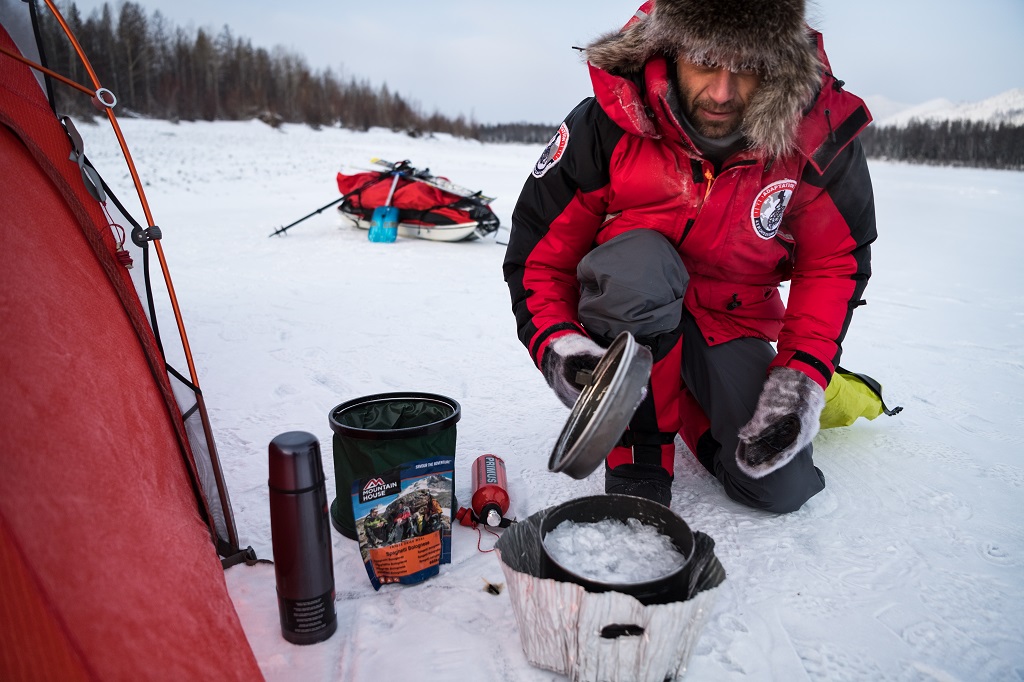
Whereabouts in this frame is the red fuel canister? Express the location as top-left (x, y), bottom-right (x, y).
top-left (470, 454), bottom-right (510, 527)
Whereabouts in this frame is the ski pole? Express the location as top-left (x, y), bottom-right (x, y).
top-left (269, 196), bottom-right (346, 237)
top-left (269, 173), bottom-right (390, 237)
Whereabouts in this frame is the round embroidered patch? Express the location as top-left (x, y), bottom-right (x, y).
top-left (532, 122), bottom-right (569, 178)
top-left (750, 179), bottom-right (797, 239)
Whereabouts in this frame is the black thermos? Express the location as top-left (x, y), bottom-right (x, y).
top-left (268, 431), bottom-right (338, 645)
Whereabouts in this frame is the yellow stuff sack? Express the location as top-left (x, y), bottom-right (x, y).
top-left (820, 368), bottom-right (902, 429)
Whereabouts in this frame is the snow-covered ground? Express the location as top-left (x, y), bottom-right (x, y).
top-left (79, 117), bottom-right (1024, 681)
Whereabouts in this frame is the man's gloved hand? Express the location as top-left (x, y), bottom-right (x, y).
top-left (736, 367), bottom-right (825, 479)
top-left (541, 334), bottom-right (605, 408)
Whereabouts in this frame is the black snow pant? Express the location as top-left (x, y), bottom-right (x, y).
top-left (576, 229), bottom-right (825, 513)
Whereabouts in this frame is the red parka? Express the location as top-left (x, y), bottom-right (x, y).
top-left (503, 28), bottom-right (875, 391)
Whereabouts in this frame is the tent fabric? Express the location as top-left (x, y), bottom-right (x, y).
top-left (0, 515), bottom-right (94, 682)
top-left (0, 23), bottom-right (262, 681)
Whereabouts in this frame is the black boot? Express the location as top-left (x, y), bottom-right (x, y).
top-left (604, 463), bottom-right (673, 507)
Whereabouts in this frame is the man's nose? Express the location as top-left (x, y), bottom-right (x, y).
top-left (705, 69), bottom-right (739, 103)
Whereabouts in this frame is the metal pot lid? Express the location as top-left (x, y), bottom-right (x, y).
top-left (548, 331), bottom-right (653, 480)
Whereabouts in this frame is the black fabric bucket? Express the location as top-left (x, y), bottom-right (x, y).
top-left (539, 494), bottom-right (695, 605)
top-left (328, 392), bottom-right (460, 540)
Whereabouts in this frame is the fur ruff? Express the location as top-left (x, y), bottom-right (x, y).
top-left (584, 0), bottom-right (823, 157)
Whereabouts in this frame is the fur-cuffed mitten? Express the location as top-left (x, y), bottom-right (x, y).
top-left (736, 367), bottom-right (825, 479)
top-left (541, 334), bottom-right (606, 408)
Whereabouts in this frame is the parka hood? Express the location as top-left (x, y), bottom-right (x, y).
top-left (584, 0), bottom-right (824, 158)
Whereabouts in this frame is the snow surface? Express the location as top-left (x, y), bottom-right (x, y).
top-left (76, 117), bottom-right (1024, 681)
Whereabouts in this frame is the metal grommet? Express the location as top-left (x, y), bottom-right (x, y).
top-left (91, 87), bottom-right (117, 111)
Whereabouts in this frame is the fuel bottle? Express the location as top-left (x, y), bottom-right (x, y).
top-left (470, 453), bottom-right (510, 527)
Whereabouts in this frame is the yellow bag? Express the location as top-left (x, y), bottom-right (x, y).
top-left (820, 368), bottom-right (902, 429)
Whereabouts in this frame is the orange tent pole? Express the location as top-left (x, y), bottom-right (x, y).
top-left (41, 0), bottom-right (201, 389)
top-left (39, 0), bottom-right (239, 550)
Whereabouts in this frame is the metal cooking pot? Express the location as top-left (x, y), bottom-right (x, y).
top-left (538, 494), bottom-right (695, 605)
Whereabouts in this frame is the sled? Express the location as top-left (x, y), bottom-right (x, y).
top-left (336, 159), bottom-right (499, 242)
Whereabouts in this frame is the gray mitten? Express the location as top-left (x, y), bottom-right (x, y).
top-left (541, 334), bottom-right (605, 408)
top-left (736, 367), bottom-right (825, 479)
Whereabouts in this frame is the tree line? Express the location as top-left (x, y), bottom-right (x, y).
top-left (32, 2), bottom-right (1023, 167)
top-left (36, 1), bottom-right (557, 141)
top-left (860, 120), bottom-right (1024, 171)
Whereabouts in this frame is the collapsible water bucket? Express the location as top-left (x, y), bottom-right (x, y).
top-left (328, 392), bottom-right (460, 539)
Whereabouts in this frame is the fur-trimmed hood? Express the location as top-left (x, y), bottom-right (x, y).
top-left (584, 0), bottom-right (824, 157)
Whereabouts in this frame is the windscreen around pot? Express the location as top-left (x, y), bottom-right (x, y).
top-left (548, 331), bottom-right (653, 480)
top-left (493, 499), bottom-right (726, 681)
top-left (539, 494), bottom-right (694, 606)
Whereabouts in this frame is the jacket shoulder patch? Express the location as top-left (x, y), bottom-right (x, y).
top-left (533, 123), bottom-right (570, 178)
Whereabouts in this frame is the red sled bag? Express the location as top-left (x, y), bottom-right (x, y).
top-left (336, 167), bottom-right (499, 241)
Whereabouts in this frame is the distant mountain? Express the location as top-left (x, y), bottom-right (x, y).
top-left (872, 89), bottom-right (1024, 127)
top-left (862, 95), bottom-right (917, 124)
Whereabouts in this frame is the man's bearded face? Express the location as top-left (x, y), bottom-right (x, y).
top-left (676, 58), bottom-right (761, 138)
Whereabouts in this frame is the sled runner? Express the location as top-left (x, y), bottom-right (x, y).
top-left (340, 211), bottom-right (483, 242)
top-left (336, 159), bottom-right (500, 242)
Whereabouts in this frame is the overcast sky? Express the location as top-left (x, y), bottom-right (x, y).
top-left (65, 0), bottom-right (1023, 125)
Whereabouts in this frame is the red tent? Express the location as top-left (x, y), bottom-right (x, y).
top-left (1, 9), bottom-right (262, 681)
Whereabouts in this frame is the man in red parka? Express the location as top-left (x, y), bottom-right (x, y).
top-left (503, 0), bottom-right (876, 512)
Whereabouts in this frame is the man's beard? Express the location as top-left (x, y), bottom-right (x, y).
top-left (683, 95), bottom-right (745, 139)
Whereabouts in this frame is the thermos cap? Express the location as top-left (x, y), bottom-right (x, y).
top-left (268, 431), bottom-right (326, 492)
